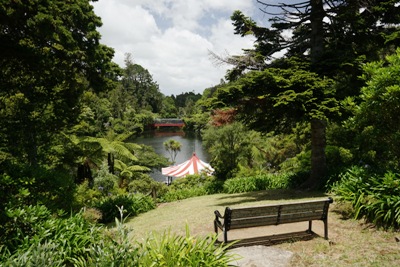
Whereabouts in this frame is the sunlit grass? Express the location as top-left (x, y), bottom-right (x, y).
top-left (124, 189), bottom-right (400, 266)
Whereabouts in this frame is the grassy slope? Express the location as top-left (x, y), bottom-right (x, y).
top-left (124, 189), bottom-right (400, 266)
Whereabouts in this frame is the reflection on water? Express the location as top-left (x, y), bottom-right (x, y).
top-left (134, 130), bottom-right (210, 182)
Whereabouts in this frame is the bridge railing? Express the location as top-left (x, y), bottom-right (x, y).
top-left (154, 118), bottom-right (184, 124)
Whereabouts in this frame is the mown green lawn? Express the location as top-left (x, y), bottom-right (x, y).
top-left (123, 189), bottom-right (400, 267)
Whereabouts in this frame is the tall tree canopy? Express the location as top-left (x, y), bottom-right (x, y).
top-left (211, 0), bottom-right (400, 187)
top-left (122, 54), bottom-right (163, 114)
top-left (0, 0), bottom-right (120, 165)
top-left (228, 1), bottom-right (400, 79)
top-left (352, 48), bottom-right (400, 169)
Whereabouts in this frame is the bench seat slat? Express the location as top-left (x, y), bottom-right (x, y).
top-left (230, 216), bottom-right (279, 229)
top-left (231, 202), bottom-right (327, 218)
top-left (229, 212), bottom-right (325, 229)
top-left (280, 213), bottom-right (325, 224)
top-left (231, 206), bottom-right (279, 217)
top-left (233, 200), bottom-right (327, 211)
top-left (231, 207), bottom-right (326, 219)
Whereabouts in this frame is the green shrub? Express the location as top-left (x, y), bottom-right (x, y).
top-left (128, 174), bottom-right (169, 197)
top-left (331, 166), bottom-right (400, 229)
top-left (139, 226), bottom-right (235, 266)
top-left (93, 163), bottom-right (119, 196)
top-left (159, 187), bottom-right (208, 202)
top-left (1, 206), bottom-right (238, 266)
top-left (156, 175), bottom-right (222, 202)
top-left (87, 208), bottom-right (140, 267)
top-left (286, 171), bottom-right (310, 188)
top-left (169, 174), bottom-right (206, 189)
top-left (82, 207), bottom-right (103, 223)
top-left (1, 204), bottom-right (52, 252)
top-left (0, 164), bottom-right (75, 212)
top-left (223, 173), bottom-right (292, 193)
top-left (1, 241), bottom-right (65, 267)
top-left (74, 180), bottom-right (103, 208)
top-left (94, 193), bottom-right (155, 223)
top-left (204, 178), bottom-right (224, 194)
top-left (0, 205), bottom-right (103, 265)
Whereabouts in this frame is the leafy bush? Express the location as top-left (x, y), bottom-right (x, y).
top-left (0, 164), bottom-right (75, 212)
top-left (156, 175), bottom-right (222, 202)
top-left (93, 163), bottom-right (119, 196)
top-left (331, 166), bottom-right (400, 228)
top-left (0, 205), bottom-right (103, 265)
top-left (94, 193), bottom-right (155, 223)
top-left (82, 207), bottom-right (103, 223)
top-left (168, 174), bottom-right (207, 189)
top-left (1, 204), bottom-right (52, 252)
top-left (128, 173), bottom-right (169, 197)
top-left (1, 205), bottom-right (140, 266)
top-left (204, 178), bottom-right (224, 194)
top-left (74, 180), bottom-right (103, 208)
top-left (223, 173), bottom-right (292, 193)
top-left (159, 187), bottom-right (208, 202)
top-left (1, 206), bottom-right (237, 266)
top-left (139, 226), bottom-right (235, 266)
top-left (326, 145), bottom-right (354, 169)
top-left (0, 241), bottom-right (65, 267)
top-left (87, 207), bottom-right (140, 267)
top-left (170, 174), bottom-right (221, 193)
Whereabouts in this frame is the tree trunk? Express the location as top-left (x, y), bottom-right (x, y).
top-left (310, 0), bottom-right (324, 64)
top-left (108, 153), bottom-right (115, 174)
top-left (76, 161), bottom-right (93, 186)
top-left (308, 119), bottom-right (327, 187)
top-left (304, 0), bottom-right (327, 188)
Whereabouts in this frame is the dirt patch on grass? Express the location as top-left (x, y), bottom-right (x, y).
top-left (124, 190), bottom-right (400, 266)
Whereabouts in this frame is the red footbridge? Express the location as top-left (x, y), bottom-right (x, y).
top-left (152, 118), bottom-right (185, 128)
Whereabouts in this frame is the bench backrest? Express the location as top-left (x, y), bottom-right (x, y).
top-left (225, 198), bottom-right (332, 231)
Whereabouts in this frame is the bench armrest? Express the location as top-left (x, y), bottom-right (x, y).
top-left (214, 210), bottom-right (224, 219)
top-left (214, 210), bottom-right (225, 233)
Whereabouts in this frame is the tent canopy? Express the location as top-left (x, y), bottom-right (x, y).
top-left (161, 153), bottom-right (214, 178)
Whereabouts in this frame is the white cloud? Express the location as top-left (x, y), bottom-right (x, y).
top-left (210, 18), bottom-right (255, 54)
top-left (92, 0), bottom-right (258, 95)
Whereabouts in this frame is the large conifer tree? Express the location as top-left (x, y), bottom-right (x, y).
top-left (213, 0), bottom-right (400, 187)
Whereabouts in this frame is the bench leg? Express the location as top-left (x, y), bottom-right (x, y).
top-left (324, 219), bottom-right (328, 240)
top-left (214, 220), bottom-right (218, 234)
top-left (308, 220), bottom-right (312, 233)
top-left (223, 228), bottom-right (228, 243)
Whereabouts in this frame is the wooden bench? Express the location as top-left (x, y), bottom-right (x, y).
top-left (214, 197), bottom-right (333, 244)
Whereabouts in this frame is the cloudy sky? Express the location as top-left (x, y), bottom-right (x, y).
top-left (92, 0), bottom-right (268, 96)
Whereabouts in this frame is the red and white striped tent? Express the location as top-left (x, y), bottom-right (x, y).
top-left (161, 153), bottom-right (214, 178)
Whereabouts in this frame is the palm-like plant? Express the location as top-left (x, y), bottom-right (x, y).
top-left (114, 159), bottom-right (150, 187)
top-left (82, 131), bottom-right (140, 173)
top-left (64, 131), bottom-right (143, 185)
top-left (163, 139), bottom-right (181, 164)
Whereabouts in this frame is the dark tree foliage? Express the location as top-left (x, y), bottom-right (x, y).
top-left (0, 0), bottom-right (120, 165)
top-left (212, 0), bottom-right (400, 187)
top-left (122, 54), bottom-right (163, 114)
top-left (232, 0), bottom-right (400, 86)
top-left (173, 92), bottom-right (203, 108)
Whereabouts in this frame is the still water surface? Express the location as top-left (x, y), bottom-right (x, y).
top-left (134, 131), bottom-right (210, 182)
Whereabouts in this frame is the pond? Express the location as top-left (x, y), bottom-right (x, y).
top-left (134, 130), bottom-right (211, 182)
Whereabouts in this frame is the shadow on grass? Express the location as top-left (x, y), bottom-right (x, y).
top-left (220, 230), bottom-right (319, 249)
top-left (330, 201), bottom-right (356, 220)
top-left (214, 189), bottom-right (328, 207)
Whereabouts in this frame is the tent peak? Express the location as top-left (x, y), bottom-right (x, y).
top-left (161, 153), bottom-right (214, 178)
